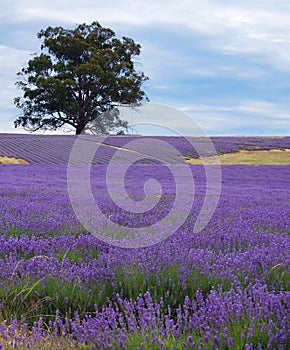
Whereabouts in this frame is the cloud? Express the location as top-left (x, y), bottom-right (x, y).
top-left (0, 44), bottom-right (35, 131)
top-left (0, 45), bottom-right (32, 107)
top-left (3, 1), bottom-right (290, 74)
top-left (0, 0), bottom-right (289, 135)
top-left (181, 99), bottom-right (290, 135)
top-left (117, 98), bottom-right (290, 136)
top-left (0, 45), bottom-right (31, 70)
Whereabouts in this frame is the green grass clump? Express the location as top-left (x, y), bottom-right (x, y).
top-left (0, 263), bottom-right (232, 327)
top-left (0, 277), bottom-right (114, 326)
top-left (114, 263), bottom-right (232, 315)
top-left (112, 318), bottom-right (287, 350)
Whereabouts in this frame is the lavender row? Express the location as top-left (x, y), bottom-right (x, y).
top-left (0, 163), bottom-right (289, 348)
top-left (0, 134), bottom-right (289, 164)
top-left (1, 285), bottom-right (289, 349)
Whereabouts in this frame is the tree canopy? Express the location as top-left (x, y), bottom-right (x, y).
top-left (14, 21), bottom-right (149, 134)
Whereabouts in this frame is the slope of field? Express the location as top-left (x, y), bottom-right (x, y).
top-left (0, 134), bottom-right (289, 164)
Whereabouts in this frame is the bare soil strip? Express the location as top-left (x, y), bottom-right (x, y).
top-left (185, 149), bottom-right (290, 165)
top-left (95, 141), bottom-right (139, 153)
top-left (0, 156), bottom-right (29, 164)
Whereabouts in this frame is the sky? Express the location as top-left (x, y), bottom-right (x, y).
top-left (0, 0), bottom-right (290, 136)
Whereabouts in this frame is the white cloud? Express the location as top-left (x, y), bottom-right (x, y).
top-left (1, 0), bottom-right (290, 135)
top-left (182, 99), bottom-right (290, 135)
top-left (0, 45), bottom-right (30, 70)
top-left (116, 99), bottom-right (290, 136)
top-left (3, 1), bottom-right (290, 72)
top-left (0, 45), bottom-right (31, 108)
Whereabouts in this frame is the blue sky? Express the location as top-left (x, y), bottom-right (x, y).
top-left (0, 0), bottom-right (290, 136)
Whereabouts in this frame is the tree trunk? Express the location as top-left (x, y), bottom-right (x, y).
top-left (75, 121), bottom-right (86, 134)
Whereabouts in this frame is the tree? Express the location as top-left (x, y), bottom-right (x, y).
top-left (14, 21), bottom-right (149, 134)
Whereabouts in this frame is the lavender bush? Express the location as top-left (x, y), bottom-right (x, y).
top-left (0, 135), bottom-right (289, 349)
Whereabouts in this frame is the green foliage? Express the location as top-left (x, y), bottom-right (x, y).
top-left (55, 246), bottom-right (99, 263)
top-left (14, 21), bottom-right (149, 134)
top-left (266, 263), bottom-right (290, 291)
top-left (0, 261), bottom-right (287, 349)
top-left (0, 263), bottom-right (231, 328)
top-left (115, 263), bottom-right (232, 312)
top-left (0, 276), bottom-right (113, 326)
top-left (112, 318), bottom-right (288, 350)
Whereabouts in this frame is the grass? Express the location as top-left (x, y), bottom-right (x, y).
top-left (0, 156), bottom-right (29, 164)
top-left (185, 149), bottom-right (290, 165)
top-left (0, 257), bottom-right (288, 348)
top-left (0, 277), bottom-right (114, 326)
top-left (265, 263), bottom-right (290, 291)
top-left (0, 333), bottom-right (83, 350)
top-left (0, 262), bottom-right (233, 329)
top-left (1, 258), bottom-right (287, 326)
top-left (0, 318), bottom-right (288, 350)
top-left (115, 263), bottom-right (233, 306)
top-left (110, 317), bottom-right (288, 350)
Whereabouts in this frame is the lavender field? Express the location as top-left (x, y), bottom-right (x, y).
top-left (1, 134), bottom-right (290, 164)
top-left (0, 135), bottom-right (289, 349)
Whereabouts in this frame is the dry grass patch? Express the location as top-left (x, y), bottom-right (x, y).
top-left (185, 149), bottom-right (290, 165)
top-left (0, 156), bottom-right (29, 164)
